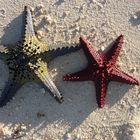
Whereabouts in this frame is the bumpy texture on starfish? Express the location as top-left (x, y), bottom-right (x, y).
top-left (0, 6), bottom-right (81, 107)
top-left (64, 35), bottom-right (139, 108)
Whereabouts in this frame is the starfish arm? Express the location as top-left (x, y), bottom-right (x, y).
top-left (63, 66), bottom-right (93, 81)
top-left (23, 6), bottom-right (35, 39)
top-left (0, 72), bottom-right (22, 107)
top-left (80, 36), bottom-right (100, 65)
top-left (105, 35), bottom-right (124, 66)
top-left (41, 44), bottom-right (81, 63)
top-left (109, 67), bottom-right (139, 85)
top-left (94, 75), bottom-right (109, 108)
top-left (22, 6), bottom-right (49, 53)
top-left (31, 61), bottom-right (63, 103)
top-left (23, 37), bottom-right (49, 55)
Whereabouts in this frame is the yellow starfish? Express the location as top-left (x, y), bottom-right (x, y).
top-left (0, 6), bottom-right (81, 107)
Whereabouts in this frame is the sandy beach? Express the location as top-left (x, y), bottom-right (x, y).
top-left (0, 0), bottom-right (139, 139)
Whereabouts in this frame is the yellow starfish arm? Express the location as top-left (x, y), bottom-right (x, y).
top-left (23, 36), bottom-right (49, 54)
top-left (28, 60), bottom-right (63, 102)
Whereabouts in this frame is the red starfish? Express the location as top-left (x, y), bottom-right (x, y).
top-left (63, 35), bottom-right (139, 108)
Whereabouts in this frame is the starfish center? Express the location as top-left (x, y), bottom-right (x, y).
top-left (16, 53), bottom-right (30, 66)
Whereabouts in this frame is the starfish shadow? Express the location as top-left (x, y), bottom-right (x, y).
top-left (107, 82), bottom-right (134, 107)
top-left (0, 13), bottom-right (24, 45)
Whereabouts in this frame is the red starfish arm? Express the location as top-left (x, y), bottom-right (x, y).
top-left (63, 67), bottom-right (93, 81)
top-left (94, 75), bottom-right (109, 108)
top-left (109, 67), bottom-right (139, 85)
top-left (80, 36), bottom-right (100, 65)
top-left (105, 35), bottom-right (124, 66)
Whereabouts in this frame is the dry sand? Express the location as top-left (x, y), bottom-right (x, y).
top-left (0, 0), bottom-right (140, 139)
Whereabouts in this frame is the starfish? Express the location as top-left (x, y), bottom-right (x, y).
top-left (63, 35), bottom-right (139, 108)
top-left (0, 6), bottom-right (81, 107)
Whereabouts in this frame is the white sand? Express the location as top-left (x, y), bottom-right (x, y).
top-left (0, 0), bottom-right (140, 139)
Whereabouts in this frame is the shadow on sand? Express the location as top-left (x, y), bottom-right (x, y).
top-left (0, 10), bottom-right (26, 45)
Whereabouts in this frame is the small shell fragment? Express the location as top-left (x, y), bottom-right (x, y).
top-left (30, 7), bottom-right (34, 12)
top-left (44, 15), bottom-right (55, 24)
top-left (37, 4), bottom-right (45, 9)
top-left (101, 46), bottom-right (105, 51)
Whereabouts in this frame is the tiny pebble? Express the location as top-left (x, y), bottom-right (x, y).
top-left (36, 30), bottom-right (45, 37)
top-left (37, 112), bottom-right (45, 118)
top-left (102, 117), bottom-right (106, 120)
top-left (101, 46), bottom-right (105, 51)
top-left (67, 133), bottom-right (71, 138)
top-left (128, 130), bottom-right (134, 135)
top-left (120, 104), bottom-right (125, 108)
top-left (40, 88), bottom-right (45, 94)
top-left (0, 9), bottom-right (5, 15)
top-left (76, 134), bottom-right (80, 139)
top-left (118, 62), bottom-right (123, 66)
top-left (21, 125), bottom-right (27, 130)
top-left (67, 98), bottom-right (72, 102)
top-left (118, 130), bottom-right (122, 134)
top-left (40, 9), bottom-right (44, 14)
top-left (130, 67), bottom-right (136, 73)
top-left (55, 124), bottom-right (58, 127)
top-left (37, 35), bottom-right (43, 40)
top-left (94, 134), bottom-right (100, 139)
top-left (131, 104), bottom-right (137, 109)
top-left (30, 7), bottom-right (34, 12)
top-left (133, 15), bottom-right (138, 19)
top-left (37, 4), bottom-right (44, 9)
top-left (28, 124), bottom-right (31, 127)
top-left (138, 94), bottom-right (140, 99)
top-left (44, 15), bottom-right (55, 24)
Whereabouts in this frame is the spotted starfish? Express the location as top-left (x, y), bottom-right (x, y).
top-left (0, 6), bottom-right (81, 107)
top-left (64, 35), bottom-right (139, 108)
